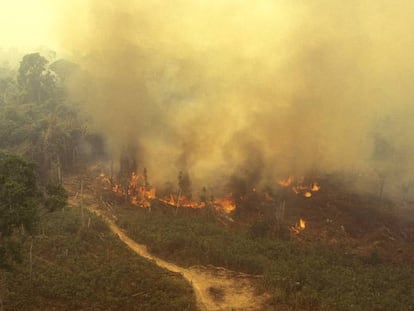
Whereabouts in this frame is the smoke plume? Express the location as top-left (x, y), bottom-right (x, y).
top-left (57, 0), bottom-right (414, 197)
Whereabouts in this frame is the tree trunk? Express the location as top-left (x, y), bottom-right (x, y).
top-left (110, 161), bottom-right (114, 187)
top-left (0, 272), bottom-right (4, 311)
top-left (57, 156), bottom-right (62, 185)
top-left (29, 239), bottom-right (33, 281)
top-left (80, 180), bottom-right (84, 228)
top-left (378, 176), bottom-right (385, 202)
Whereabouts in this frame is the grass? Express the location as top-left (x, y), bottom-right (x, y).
top-left (115, 204), bottom-right (414, 311)
top-left (2, 207), bottom-right (197, 311)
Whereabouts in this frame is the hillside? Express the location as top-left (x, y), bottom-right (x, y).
top-left (2, 207), bottom-right (197, 311)
top-left (88, 171), bottom-right (414, 311)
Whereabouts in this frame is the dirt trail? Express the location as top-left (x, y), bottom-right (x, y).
top-left (68, 190), bottom-right (269, 310)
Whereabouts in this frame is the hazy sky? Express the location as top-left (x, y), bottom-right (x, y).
top-left (0, 1), bottom-right (56, 50)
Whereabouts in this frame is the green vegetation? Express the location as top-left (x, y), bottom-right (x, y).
top-left (116, 206), bottom-right (414, 311)
top-left (0, 152), bottom-right (39, 268)
top-left (3, 207), bottom-right (197, 311)
top-left (0, 52), bottom-right (200, 311)
top-left (2, 50), bottom-right (413, 310)
top-left (44, 183), bottom-right (68, 212)
top-left (0, 52), bottom-right (102, 183)
top-left (0, 52), bottom-right (197, 309)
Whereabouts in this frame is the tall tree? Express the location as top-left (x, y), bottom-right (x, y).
top-left (0, 152), bottom-right (39, 268)
top-left (17, 53), bottom-right (55, 104)
top-left (178, 171), bottom-right (192, 199)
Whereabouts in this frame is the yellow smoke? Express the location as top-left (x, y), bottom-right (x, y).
top-left (56, 0), bottom-right (414, 195)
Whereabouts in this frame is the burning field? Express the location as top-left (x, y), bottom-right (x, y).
top-left (92, 163), bottom-right (414, 266)
top-left (82, 164), bottom-right (414, 310)
top-left (96, 166), bottom-right (322, 216)
top-left (57, 0), bottom-right (414, 205)
top-left (3, 0), bottom-right (414, 309)
top-left (52, 1), bottom-right (414, 306)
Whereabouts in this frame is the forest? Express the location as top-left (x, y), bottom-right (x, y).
top-left (0, 51), bottom-right (413, 311)
top-left (2, 1), bottom-right (414, 310)
top-left (0, 52), bottom-right (199, 310)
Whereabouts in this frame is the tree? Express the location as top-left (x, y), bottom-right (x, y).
top-left (0, 66), bottom-right (18, 106)
top-left (45, 183), bottom-right (68, 212)
top-left (0, 152), bottom-right (39, 268)
top-left (49, 59), bottom-right (79, 84)
top-left (18, 53), bottom-right (55, 104)
top-left (178, 171), bottom-right (192, 199)
top-left (1, 52), bottom-right (103, 186)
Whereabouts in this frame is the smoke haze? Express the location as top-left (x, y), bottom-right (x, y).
top-left (57, 0), bottom-right (414, 196)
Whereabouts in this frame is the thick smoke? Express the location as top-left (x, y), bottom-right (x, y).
top-left (57, 0), bottom-right (414, 197)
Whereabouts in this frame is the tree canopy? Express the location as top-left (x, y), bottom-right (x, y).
top-left (18, 53), bottom-right (54, 104)
top-left (0, 52), bottom-right (105, 183)
top-left (0, 151), bottom-right (39, 268)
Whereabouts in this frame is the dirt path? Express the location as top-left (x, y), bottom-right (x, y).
top-left (68, 189), bottom-right (269, 310)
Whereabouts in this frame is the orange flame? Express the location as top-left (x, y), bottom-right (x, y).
top-left (304, 191), bottom-right (312, 198)
top-left (100, 172), bottom-right (157, 208)
top-left (311, 183), bottom-right (320, 191)
top-left (299, 218), bottom-right (306, 229)
top-left (291, 218), bottom-right (306, 234)
top-left (214, 195), bottom-right (236, 213)
top-left (278, 176), bottom-right (321, 198)
top-left (100, 171), bottom-right (319, 214)
top-left (277, 176), bottom-right (294, 187)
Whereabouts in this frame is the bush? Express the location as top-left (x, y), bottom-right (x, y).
top-left (4, 208), bottom-right (197, 310)
top-left (114, 205), bottom-right (414, 310)
top-left (45, 183), bottom-right (68, 211)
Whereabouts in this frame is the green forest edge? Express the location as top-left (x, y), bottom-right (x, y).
top-left (115, 205), bottom-right (414, 311)
top-left (0, 53), bottom-right (196, 310)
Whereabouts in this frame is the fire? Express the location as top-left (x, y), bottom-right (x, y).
top-left (98, 170), bottom-right (319, 215)
top-left (98, 171), bottom-right (237, 213)
top-left (160, 194), bottom-right (206, 209)
top-left (278, 176), bottom-right (321, 198)
top-left (291, 218), bottom-right (307, 234)
top-left (277, 176), bottom-right (294, 187)
top-left (214, 195), bottom-right (236, 213)
top-left (98, 171), bottom-right (157, 208)
top-left (159, 193), bottom-right (235, 213)
top-left (299, 218), bottom-right (306, 229)
top-left (311, 182), bottom-right (321, 191)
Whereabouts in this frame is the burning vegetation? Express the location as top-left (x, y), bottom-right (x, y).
top-left (278, 176), bottom-right (321, 198)
top-left (88, 155), bottom-right (414, 310)
top-left (3, 0), bottom-right (414, 309)
top-left (98, 169), bottom-right (237, 214)
top-left (96, 162), bottom-right (329, 236)
top-left (94, 158), bottom-right (414, 264)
